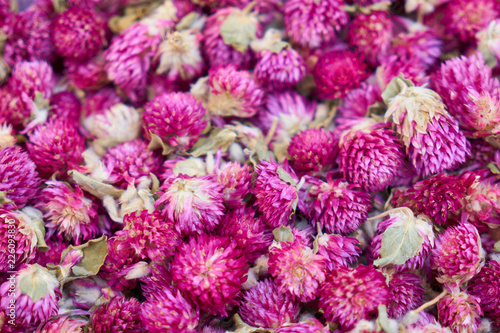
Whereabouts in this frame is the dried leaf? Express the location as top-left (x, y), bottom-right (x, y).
top-left (59, 236), bottom-right (109, 281)
top-left (494, 240), bottom-right (500, 252)
top-left (373, 210), bottom-right (424, 267)
top-left (276, 167), bottom-right (297, 186)
top-left (381, 74), bottom-right (415, 105)
top-left (69, 170), bottom-right (124, 199)
top-left (32, 216), bottom-right (49, 252)
top-left (19, 264), bottom-right (49, 303)
top-left (220, 7), bottom-right (259, 52)
top-left (190, 128), bottom-right (238, 157)
top-left (487, 163), bottom-right (500, 175)
top-left (176, 12), bottom-right (200, 31)
top-left (272, 226), bottom-right (295, 243)
top-left (147, 132), bottom-right (174, 155)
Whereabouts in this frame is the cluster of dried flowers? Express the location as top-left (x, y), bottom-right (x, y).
top-left (1, 0), bottom-right (500, 332)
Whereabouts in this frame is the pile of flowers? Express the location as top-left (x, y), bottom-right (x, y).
top-left (0, 0), bottom-right (500, 332)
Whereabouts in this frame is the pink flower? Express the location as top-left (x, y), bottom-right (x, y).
top-left (318, 265), bottom-right (390, 330)
top-left (313, 50), bottom-right (369, 99)
top-left (82, 87), bottom-right (121, 117)
top-left (35, 315), bottom-right (87, 333)
top-left (49, 91), bottom-right (81, 122)
top-left (36, 238), bottom-right (68, 268)
top-left (288, 128), bottom-right (336, 174)
top-left (438, 290), bottom-right (483, 333)
top-left (469, 260), bottom-right (500, 322)
top-left (313, 232), bottom-right (361, 271)
top-left (9, 60), bottom-right (54, 101)
top-left (0, 146), bottom-right (40, 209)
top-left (142, 92), bottom-right (207, 152)
top-left (36, 181), bottom-right (99, 245)
top-left (269, 238), bottom-right (326, 302)
top-left (431, 222), bottom-right (485, 286)
top-left (155, 174), bottom-right (225, 236)
top-left (171, 234), bottom-right (248, 316)
top-left (274, 318), bottom-right (329, 333)
top-left (99, 237), bottom-right (141, 291)
top-left (0, 85), bottom-right (31, 128)
top-left (386, 271), bottom-right (424, 318)
top-left (283, 0), bottom-right (348, 49)
top-left (337, 82), bottom-right (382, 119)
top-left (207, 65), bottom-right (264, 118)
top-left (376, 55), bottom-right (429, 90)
top-left (239, 279), bottom-right (300, 329)
top-left (65, 55), bottom-right (108, 90)
top-left (392, 29), bottom-right (442, 68)
top-left (92, 296), bottom-right (142, 333)
top-left (217, 161), bottom-right (252, 209)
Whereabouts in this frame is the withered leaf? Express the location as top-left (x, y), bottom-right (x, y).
top-left (69, 170), bottom-right (124, 199)
top-left (272, 226), bottom-right (295, 243)
top-left (190, 128), bottom-right (237, 157)
top-left (220, 8), bottom-right (258, 52)
top-left (276, 167), bottom-right (297, 186)
top-left (19, 264), bottom-right (49, 303)
top-left (381, 74), bottom-right (415, 104)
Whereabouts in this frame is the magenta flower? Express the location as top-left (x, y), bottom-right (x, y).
top-left (217, 161), bottom-right (252, 209)
top-left (377, 55), bottom-right (429, 89)
top-left (386, 271), bottom-right (424, 318)
top-left (469, 260), bottom-right (500, 323)
top-left (92, 296), bottom-right (142, 333)
top-left (438, 291), bottom-right (483, 333)
top-left (337, 82), bottom-right (382, 118)
top-left (313, 232), bottom-right (361, 271)
top-left (392, 29), bottom-right (442, 68)
top-left (288, 128), bottom-right (336, 174)
top-left (65, 55), bottom-right (108, 90)
top-left (9, 60), bottom-right (54, 100)
top-left (49, 91), bottom-right (81, 122)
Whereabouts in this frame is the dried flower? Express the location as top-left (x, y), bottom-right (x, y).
top-left (35, 315), bottom-right (87, 333)
top-left (217, 161), bottom-right (252, 209)
top-left (376, 55), bottom-right (429, 90)
top-left (99, 237), bottom-right (141, 291)
top-left (49, 91), bottom-right (81, 122)
top-left (469, 260), bottom-right (500, 322)
top-left (92, 296), bottom-right (142, 333)
top-left (392, 29), bottom-right (442, 68)
top-left (313, 232), bottom-right (361, 271)
top-left (386, 271), bottom-right (424, 319)
top-left (9, 60), bottom-right (54, 100)
top-left (438, 291), bottom-right (483, 333)
top-left (338, 83), bottom-right (382, 119)
top-left (82, 88), bottom-right (121, 117)
top-left (288, 128), bottom-right (336, 174)
top-left (65, 55), bottom-right (108, 90)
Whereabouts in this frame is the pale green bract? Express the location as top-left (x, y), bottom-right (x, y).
top-left (220, 9), bottom-right (258, 53)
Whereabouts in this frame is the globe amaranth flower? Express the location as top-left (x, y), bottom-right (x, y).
top-left (239, 279), bottom-right (300, 329)
top-left (35, 315), bottom-right (87, 333)
top-left (171, 234), bottom-right (248, 316)
top-left (384, 79), bottom-right (470, 177)
top-left (431, 222), bottom-right (485, 286)
top-left (313, 232), bottom-right (361, 271)
top-left (9, 60), bottom-right (54, 100)
top-left (141, 287), bottom-right (199, 333)
top-left (0, 264), bottom-right (60, 327)
top-left (155, 174), bottom-right (225, 236)
top-left (49, 91), bottom-right (81, 122)
top-left (460, 175), bottom-right (500, 229)
top-left (391, 172), bottom-right (476, 226)
top-left (275, 318), bottom-right (329, 333)
top-left (254, 45), bottom-right (307, 91)
top-left (346, 11), bottom-right (394, 67)
top-left (313, 50), bottom-right (369, 100)
top-left (438, 290), bottom-right (483, 333)
top-left (65, 55), bottom-right (109, 90)
top-left (338, 118), bottom-right (405, 193)
top-left (432, 53), bottom-right (500, 138)
top-left (441, 0), bottom-right (499, 43)
top-left (392, 29), bottom-right (442, 69)
top-left (92, 296), bottom-right (142, 333)
top-left (114, 210), bottom-right (181, 261)
top-left (0, 146), bottom-right (40, 209)
top-left (269, 238), bottom-right (326, 302)
top-left (217, 206), bottom-right (272, 264)
top-left (376, 55), bottom-right (429, 90)
top-left (0, 85), bottom-right (32, 128)
top-left (299, 174), bottom-right (372, 235)
top-left (338, 82), bottom-right (382, 119)
top-left (26, 118), bottom-right (86, 178)
top-left (369, 209), bottom-right (435, 271)
top-left (52, 8), bottom-right (105, 61)
top-left (476, 19), bottom-right (500, 67)
top-left (82, 87), bottom-right (121, 117)
top-left (283, 0), bottom-right (348, 49)
top-left (217, 160), bottom-right (252, 209)
top-left (288, 128), bottom-right (336, 174)
top-left (102, 139), bottom-right (162, 189)
top-left (252, 160), bottom-right (300, 228)
top-left (202, 8), bottom-right (262, 69)
top-left (142, 92), bottom-right (207, 152)
top-left (207, 65), bottom-right (264, 118)
top-left (35, 238), bottom-right (69, 268)
top-left (469, 260), bottom-right (500, 323)
top-left (386, 271), bottom-right (424, 319)
top-left (318, 265), bottom-right (390, 330)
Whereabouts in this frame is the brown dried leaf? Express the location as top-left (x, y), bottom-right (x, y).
top-left (70, 170), bottom-right (124, 199)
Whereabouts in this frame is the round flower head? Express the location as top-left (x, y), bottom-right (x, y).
top-left (82, 88), bottom-right (121, 117)
top-left (92, 296), bottom-right (142, 333)
top-left (0, 209), bottom-right (44, 271)
top-left (346, 11), bottom-right (394, 67)
top-left (36, 238), bottom-right (68, 268)
top-left (460, 175), bottom-right (500, 229)
top-left (432, 53), bottom-right (500, 138)
top-left (283, 0), bottom-right (348, 49)
top-left (36, 181), bottom-right (99, 245)
top-left (391, 172), bottom-right (476, 226)
top-left (254, 45), bottom-right (307, 91)
top-left (431, 222), bottom-right (485, 286)
top-left (239, 279), bottom-right (300, 329)
top-left (313, 232), bottom-right (361, 271)
top-left (27, 118), bottom-right (85, 178)
top-left (469, 260), bottom-right (500, 322)
top-left (392, 29), bottom-right (442, 69)
top-left (141, 287), bottom-right (199, 333)
top-left (441, 0), bottom-right (499, 43)
top-left (207, 65), bottom-right (264, 118)
top-left (288, 128), bottom-right (336, 174)
top-left (0, 146), bottom-right (40, 209)
top-left (35, 315), bottom-right (86, 333)
top-left (313, 50), bottom-right (369, 100)
top-left (338, 118), bottom-right (405, 193)
top-left (299, 174), bottom-right (372, 235)
top-left (49, 91), bottom-right (81, 122)
top-left (114, 210), bottom-right (181, 261)
top-left (99, 237), bottom-right (141, 291)
top-left (369, 208), bottom-right (435, 271)
top-left (318, 265), bottom-right (390, 330)
top-left (4, 9), bottom-right (53, 67)
top-left (218, 207), bottom-right (272, 264)
top-left (477, 19), bottom-right (500, 67)
top-left (384, 78), bottom-right (470, 177)
top-left (338, 82), bottom-right (382, 119)
top-left (155, 30), bottom-right (204, 84)
top-left (52, 8), bottom-right (105, 61)
top-left (0, 85), bottom-right (31, 128)
top-left (155, 174), bottom-right (225, 236)
top-left (140, 261), bottom-right (172, 298)
top-left (65, 55), bottom-right (108, 90)
top-left (376, 55), bottom-right (429, 90)
top-left (268, 238), bottom-right (326, 302)
top-left (9, 60), bottom-right (54, 100)
top-left (0, 264), bottom-right (60, 327)
top-left (217, 161), bottom-right (252, 209)
top-left (102, 139), bottom-right (162, 189)
top-left (251, 160), bottom-right (300, 228)
top-left (438, 291), bottom-right (483, 333)
top-left (275, 318), bottom-right (329, 333)
top-left (171, 234), bottom-right (248, 316)
top-left (142, 92), bottom-right (207, 152)
top-left (386, 271), bottom-right (424, 319)
top-left (202, 7), bottom-right (262, 69)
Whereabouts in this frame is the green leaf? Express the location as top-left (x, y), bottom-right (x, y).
top-left (487, 163), bottom-right (500, 175)
top-left (272, 226), bottom-right (295, 244)
top-left (381, 74), bottom-right (415, 105)
top-left (220, 8), bottom-right (258, 52)
top-left (19, 264), bottom-right (49, 303)
top-left (373, 209), bottom-right (425, 267)
top-left (69, 170), bottom-right (124, 200)
top-left (276, 167), bottom-right (297, 186)
top-left (494, 240), bottom-right (500, 252)
top-left (32, 216), bottom-right (48, 252)
top-left (190, 128), bottom-right (238, 157)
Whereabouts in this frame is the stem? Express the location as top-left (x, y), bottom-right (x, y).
top-left (414, 290), bottom-right (448, 314)
top-left (242, 1), bottom-right (257, 15)
top-left (264, 117), bottom-right (279, 145)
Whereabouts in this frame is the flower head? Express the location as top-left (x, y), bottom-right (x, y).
top-left (338, 83), bottom-right (382, 119)
top-left (469, 260), bottom-right (500, 322)
top-left (386, 271), bottom-right (424, 319)
top-left (35, 315), bottom-right (87, 333)
top-left (392, 29), bottom-right (442, 68)
top-left (288, 128), bottom-right (336, 174)
top-left (438, 291), bottom-right (483, 333)
top-left (92, 296), bottom-right (142, 333)
top-left (376, 55), bottom-right (429, 90)
top-left (65, 55), bottom-right (108, 90)
top-left (9, 60), bottom-right (54, 100)
top-left (313, 232), bottom-right (361, 271)
top-left (217, 161), bottom-right (252, 209)
top-left (49, 91), bottom-right (81, 122)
